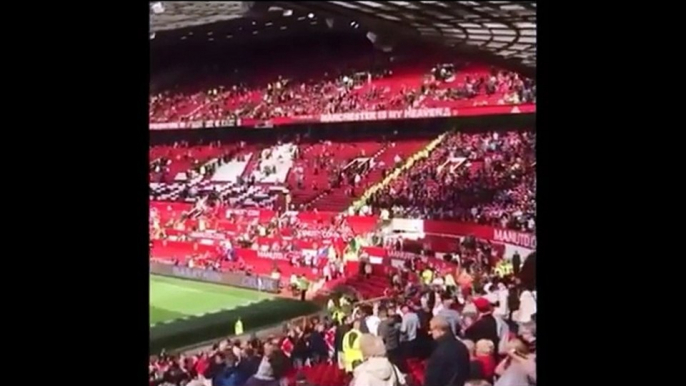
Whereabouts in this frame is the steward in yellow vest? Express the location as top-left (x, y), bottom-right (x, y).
top-left (234, 318), bottom-right (243, 335)
top-left (422, 268), bottom-right (434, 285)
top-left (332, 309), bottom-right (346, 325)
top-left (445, 272), bottom-right (456, 288)
top-left (341, 320), bottom-right (363, 373)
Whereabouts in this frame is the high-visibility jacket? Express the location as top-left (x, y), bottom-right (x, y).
top-left (333, 310), bottom-right (346, 324)
top-left (445, 273), bottom-right (456, 287)
top-left (234, 319), bottom-right (243, 335)
top-left (342, 328), bottom-right (363, 372)
top-left (422, 269), bottom-right (433, 285)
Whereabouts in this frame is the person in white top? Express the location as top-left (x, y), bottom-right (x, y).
top-left (494, 282), bottom-right (509, 318)
top-left (351, 334), bottom-right (405, 386)
top-left (513, 288), bottom-right (536, 324)
top-left (323, 264), bottom-right (331, 281)
top-left (366, 313), bottom-right (381, 336)
top-left (380, 208), bottom-right (390, 221)
top-left (432, 276), bottom-right (445, 287)
top-left (484, 283), bottom-right (499, 305)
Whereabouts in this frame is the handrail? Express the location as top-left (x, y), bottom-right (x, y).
top-left (174, 294), bottom-right (389, 355)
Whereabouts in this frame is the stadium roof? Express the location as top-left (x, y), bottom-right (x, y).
top-left (150, 1), bottom-right (535, 74)
top-left (150, 2), bottom-right (250, 32)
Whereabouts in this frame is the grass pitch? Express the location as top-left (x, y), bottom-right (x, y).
top-left (150, 275), bottom-right (274, 326)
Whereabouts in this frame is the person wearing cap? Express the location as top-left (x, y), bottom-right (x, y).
top-left (464, 298), bottom-right (499, 359)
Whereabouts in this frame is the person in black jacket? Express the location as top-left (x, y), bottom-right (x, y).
top-left (424, 316), bottom-right (471, 386)
top-left (291, 327), bottom-right (310, 369)
top-left (512, 251), bottom-right (521, 276)
top-left (308, 324), bottom-right (329, 365)
top-left (334, 320), bottom-right (351, 370)
top-left (204, 353), bottom-right (226, 386)
top-left (464, 298), bottom-right (500, 359)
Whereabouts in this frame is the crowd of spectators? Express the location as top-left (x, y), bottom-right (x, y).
top-left (367, 131), bottom-right (536, 232)
top-left (150, 336), bottom-right (292, 386)
top-left (290, 140), bottom-right (378, 198)
top-left (150, 198), bottom-right (363, 292)
top-left (150, 240), bottom-right (537, 386)
top-left (149, 60), bottom-right (535, 124)
top-left (421, 69), bottom-right (536, 106)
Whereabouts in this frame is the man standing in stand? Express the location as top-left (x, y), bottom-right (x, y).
top-left (424, 316), bottom-right (470, 386)
top-left (512, 251), bottom-right (521, 277)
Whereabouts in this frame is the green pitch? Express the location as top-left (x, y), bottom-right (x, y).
top-left (150, 275), bottom-right (274, 326)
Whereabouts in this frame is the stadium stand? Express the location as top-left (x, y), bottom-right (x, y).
top-left (149, 2), bottom-right (536, 386)
top-left (368, 131), bottom-right (536, 231)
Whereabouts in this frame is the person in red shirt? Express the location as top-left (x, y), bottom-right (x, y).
top-left (474, 339), bottom-right (496, 380)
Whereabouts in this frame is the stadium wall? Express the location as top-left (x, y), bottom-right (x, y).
top-left (149, 112), bottom-right (535, 146)
top-left (364, 220), bottom-right (535, 263)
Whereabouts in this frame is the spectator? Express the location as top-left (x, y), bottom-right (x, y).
top-left (518, 322), bottom-right (536, 353)
top-left (290, 327), bottom-right (309, 369)
top-left (365, 306), bottom-right (381, 336)
top-left (424, 316), bottom-right (471, 386)
top-left (474, 340), bottom-right (496, 381)
top-left (357, 305), bottom-right (372, 334)
top-left (399, 305), bottom-right (420, 358)
top-left (464, 298), bottom-right (500, 359)
top-left (512, 284), bottom-right (536, 325)
top-left (493, 282), bottom-right (509, 318)
top-left (335, 318), bottom-right (352, 370)
top-left (205, 353), bottom-right (226, 386)
top-left (511, 252), bottom-right (521, 276)
top-left (377, 307), bottom-right (403, 372)
top-left (437, 293), bottom-right (462, 336)
top-left (214, 352), bottom-right (241, 386)
top-left (493, 339), bottom-right (536, 386)
top-left (308, 324), bottom-right (329, 365)
top-left (350, 334), bottom-right (405, 386)
top-left (236, 347), bottom-right (260, 385)
top-left (244, 344), bottom-right (289, 386)
top-left (461, 339), bottom-right (485, 381)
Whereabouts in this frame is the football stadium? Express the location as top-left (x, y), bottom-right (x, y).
top-left (149, 2), bottom-right (536, 386)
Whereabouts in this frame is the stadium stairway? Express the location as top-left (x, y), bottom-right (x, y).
top-left (239, 152), bottom-right (260, 180)
top-left (307, 139), bottom-right (430, 212)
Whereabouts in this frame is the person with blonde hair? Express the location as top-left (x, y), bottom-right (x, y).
top-left (475, 339), bottom-right (494, 355)
top-left (494, 338), bottom-right (536, 386)
top-left (351, 334), bottom-right (406, 386)
top-left (474, 340), bottom-right (496, 381)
